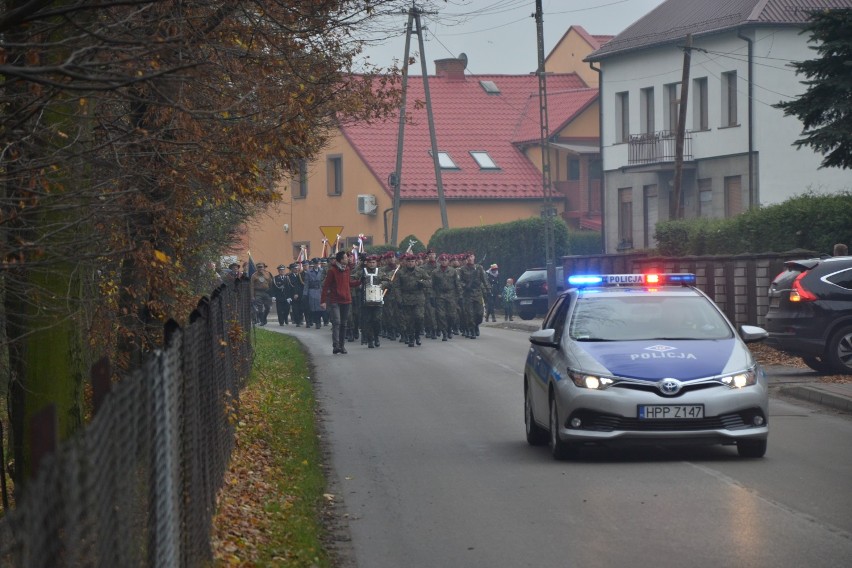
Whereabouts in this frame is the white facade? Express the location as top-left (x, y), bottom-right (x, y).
top-left (599, 26), bottom-right (852, 253)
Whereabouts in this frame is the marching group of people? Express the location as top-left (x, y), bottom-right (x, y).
top-left (241, 250), bottom-right (519, 355)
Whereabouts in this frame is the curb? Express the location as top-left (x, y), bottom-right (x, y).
top-left (780, 385), bottom-right (852, 413)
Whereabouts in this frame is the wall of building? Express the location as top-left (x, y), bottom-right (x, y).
top-left (545, 29), bottom-right (598, 87)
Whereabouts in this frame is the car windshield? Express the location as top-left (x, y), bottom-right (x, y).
top-left (568, 295), bottom-right (733, 341)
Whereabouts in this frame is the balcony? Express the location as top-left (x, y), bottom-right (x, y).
top-left (628, 130), bottom-right (692, 165)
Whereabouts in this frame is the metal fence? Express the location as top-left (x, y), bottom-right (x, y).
top-left (0, 278), bottom-right (253, 568)
top-left (562, 250), bottom-right (817, 328)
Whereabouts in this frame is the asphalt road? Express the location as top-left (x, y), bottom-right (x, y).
top-left (273, 322), bottom-right (852, 568)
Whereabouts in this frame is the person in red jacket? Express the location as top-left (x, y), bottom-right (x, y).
top-left (321, 250), bottom-right (361, 354)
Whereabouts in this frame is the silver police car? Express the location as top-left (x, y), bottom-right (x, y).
top-left (524, 273), bottom-right (770, 459)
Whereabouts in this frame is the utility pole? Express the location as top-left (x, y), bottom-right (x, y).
top-left (534, 0), bottom-right (556, 307)
top-left (390, 3), bottom-right (448, 246)
top-left (672, 34), bottom-right (692, 220)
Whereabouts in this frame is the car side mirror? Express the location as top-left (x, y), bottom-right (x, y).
top-left (529, 328), bottom-right (559, 349)
top-left (740, 325), bottom-right (768, 344)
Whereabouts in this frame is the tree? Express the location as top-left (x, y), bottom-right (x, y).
top-left (774, 8), bottom-right (852, 169)
top-left (1, 0), bottom-right (411, 487)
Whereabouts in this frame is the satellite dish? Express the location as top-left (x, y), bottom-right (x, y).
top-left (458, 53), bottom-right (468, 69)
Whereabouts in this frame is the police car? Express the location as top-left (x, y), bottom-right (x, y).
top-left (523, 273), bottom-right (770, 459)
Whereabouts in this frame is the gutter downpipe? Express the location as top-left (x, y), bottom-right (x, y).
top-left (589, 60), bottom-right (606, 252)
top-left (737, 29), bottom-right (755, 209)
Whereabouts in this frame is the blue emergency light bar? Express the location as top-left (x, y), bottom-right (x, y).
top-left (567, 273), bottom-right (696, 287)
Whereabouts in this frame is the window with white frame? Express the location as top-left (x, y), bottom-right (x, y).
top-left (615, 91), bottom-right (630, 143)
top-left (721, 71), bottom-right (738, 127)
top-left (664, 83), bottom-right (680, 132)
top-left (327, 155), bottom-right (343, 196)
top-left (640, 87), bottom-right (655, 134)
top-left (693, 77), bottom-right (708, 131)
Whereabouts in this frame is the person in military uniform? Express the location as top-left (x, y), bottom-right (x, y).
top-left (458, 252), bottom-right (490, 338)
top-left (287, 262), bottom-right (305, 326)
top-left (304, 258), bottom-right (324, 329)
top-left (251, 262), bottom-right (274, 326)
top-left (346, 253), bottom-right (361, 343)
top-left (359, 255), bottom-right (387, 348)
top-left (432, 253), bottom-right (463, 341)
top-left (485, 263), bottom-right (501, 322)
top-left (420, 249), bottom-right (439, 339)
top-left (381, 252), bottom-right (402, 341)
top-left (395, 253), bottom-right (431, 346)
top-left (272, 264), bottom-right (292, 325)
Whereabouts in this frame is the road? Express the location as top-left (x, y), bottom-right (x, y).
top-left (273, 322), bottom-right (852, 568)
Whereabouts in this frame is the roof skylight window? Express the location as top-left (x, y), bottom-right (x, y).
top-left (430, 150), bottom-right (459, 170)
top-left (471, 151), bottom-right (499, 170)
top-left (479, 80), bottom-right (501, 95)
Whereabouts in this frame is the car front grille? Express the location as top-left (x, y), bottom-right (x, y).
top-left (569, 408), bottom-right (765, 432)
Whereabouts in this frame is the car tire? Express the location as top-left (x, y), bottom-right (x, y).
top-left (525, 381), bottom-right (548, 446)
top-left (737, 438), bottom-right (767, 458)
top-left (826, 325), bottom-right (852, 374)
top-left (802, 355), bottom-right (834, 374)
top-left (519, 310), bottom-right (535, 321)
top-left (549, 396), bottom-right (577, 460)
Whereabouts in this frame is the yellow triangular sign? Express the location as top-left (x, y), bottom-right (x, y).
top-left (320, 226), bottom-right (344, 243)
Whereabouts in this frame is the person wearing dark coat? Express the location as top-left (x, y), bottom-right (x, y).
top-left (321, 250), bottom-right (361, 354)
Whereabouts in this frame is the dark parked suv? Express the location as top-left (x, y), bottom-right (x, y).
top-left (513, 266), bottom-right (564, 320)
top-left (765, 255), bottom-right (852, 374)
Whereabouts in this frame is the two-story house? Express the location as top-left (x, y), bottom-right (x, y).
top-left (586, 0), bottom-right (852, 253)
top-left (242, 27), bottom-right (611, 264)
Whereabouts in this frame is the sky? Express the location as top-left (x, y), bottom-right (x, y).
top-left (355, 0), bottom-right (667, 75)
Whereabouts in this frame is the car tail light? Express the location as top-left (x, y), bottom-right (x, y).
top-left (789, 272), bottom-right (817, 302)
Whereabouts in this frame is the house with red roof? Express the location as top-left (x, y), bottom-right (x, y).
top-left (244, 26), bottom-right (608, 264)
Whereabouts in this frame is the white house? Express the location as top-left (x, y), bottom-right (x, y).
top-left (586, 0), bottom-right (852, 253)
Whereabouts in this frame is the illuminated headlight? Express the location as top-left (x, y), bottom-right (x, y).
top-left (719, 369), bottom-right (757, 389)
top-left (569, 372), bottom-right (616, 390)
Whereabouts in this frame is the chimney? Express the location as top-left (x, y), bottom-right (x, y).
top-left (435, 56), bottom-right (467, 81)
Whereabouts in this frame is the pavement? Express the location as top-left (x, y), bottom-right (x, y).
top-left (481, 316), bottom-right (852, 414)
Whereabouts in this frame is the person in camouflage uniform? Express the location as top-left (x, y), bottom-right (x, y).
top-left (395, 253), bottom-right (431, 346)
top-left (346, 253), bottom-right (361, 343)
top-left (458, 252), bottom-right (490, 339)
top-left (432, 253), bottom-right (463, 341)
top-left (381, 252), bottom-right (401, 340)
top-left (419, 249), bottom-right (439, 339)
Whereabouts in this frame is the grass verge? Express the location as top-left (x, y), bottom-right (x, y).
top-left (212, 328), bottom-right (331, 567)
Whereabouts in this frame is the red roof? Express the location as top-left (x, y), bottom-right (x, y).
top-left (341, 72), bottom-right (594, 201)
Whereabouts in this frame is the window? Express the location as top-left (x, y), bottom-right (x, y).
top-left (479, 80), bottom-right (501, 95)
top-left (721, 71), bottom-right (738, 127)
top-left (615, 91), bottom-right (629, 143)
top-left (327, 155), bottom-right (343, 196)
top-left (431, 150), bottom-right (459, 169)
top-left (664, 83), bottom-right (680, 132)
top-left (724, 175), bottom-right (742, 217)
top-left (643, 184), bottom-right (658, 249)
top-left (640, 87), bottom-right (655, 134)
top-left (567, 158), bottom-right (580, 181)
top-left (693, 77), bottom-right (708, 131)
top-left (291, 159), bottom-right (308, 199)
top-left (618, 188), bottom-right (633, 248)
top-left (698, 178), bottom-right (713, 218)
top-left (470, 151), bottom-right (498, 170)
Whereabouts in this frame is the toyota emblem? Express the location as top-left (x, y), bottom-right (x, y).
top-left (659, 378), bottom-right (682, 395)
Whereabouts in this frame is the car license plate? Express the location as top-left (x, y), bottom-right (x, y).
top-left (520, 300), bottom-right (533, 305)
top-left (638, 405), bottom-right (704, 419)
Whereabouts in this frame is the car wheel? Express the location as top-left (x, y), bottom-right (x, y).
top-left (549, 396), bottom-right (577, 460)
top-left (519, 310), bottom-right (535, 321)
top-left (826, 325), bottom-right (852, 374)
top-left (802, 355), bottom-right (834, 374)
top-left (525, 381), bottom-right (548, 446)
top-left (737, 439), bottom-right (767, 458)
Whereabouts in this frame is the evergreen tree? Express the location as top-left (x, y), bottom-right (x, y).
top-left (774, 9), bottom-right (852, 169)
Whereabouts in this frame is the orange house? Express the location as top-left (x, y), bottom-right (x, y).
top-left (243, 26), bottom-right (610, 265)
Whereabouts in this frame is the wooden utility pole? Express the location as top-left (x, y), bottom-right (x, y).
top-left (672, 34), bottom-right (692, 220)
top-left (390, 3), bottom-right (448, 246)
top-left (535, 0), bottom-right (557, 307)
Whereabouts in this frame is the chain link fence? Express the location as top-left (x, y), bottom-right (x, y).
top-left (0, 278), bottom-right (253, 567)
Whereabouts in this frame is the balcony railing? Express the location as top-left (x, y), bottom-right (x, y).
top-left (628, 130), bottom-right (692, 165)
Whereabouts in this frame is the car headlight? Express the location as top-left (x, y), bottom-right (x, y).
top-left (718, 368), bottom-right (757, 389)
top-left (569, 371), bottom-right (616, 390)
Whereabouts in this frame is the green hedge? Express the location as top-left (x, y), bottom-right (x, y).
top-left (427, 217), bottom-right (602, 282)
top-left (655, 192), bottom-right (852, 256)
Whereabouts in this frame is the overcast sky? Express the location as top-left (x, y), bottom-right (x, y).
top-left (355, 0), bottom-right (667, 75)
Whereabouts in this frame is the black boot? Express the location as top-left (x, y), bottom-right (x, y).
top-left (407, 334), bottom-right (415, 347)
top-left (368, 340), bottom-right (375, 348)
top-left (415, 334), bottom-right (421, 346)
top-left (442, 331), bottom-right (448, 342)
top-left (374, 338), bottom-right (380, 347)
top-left (475, 325), bottom-right (480, 336)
